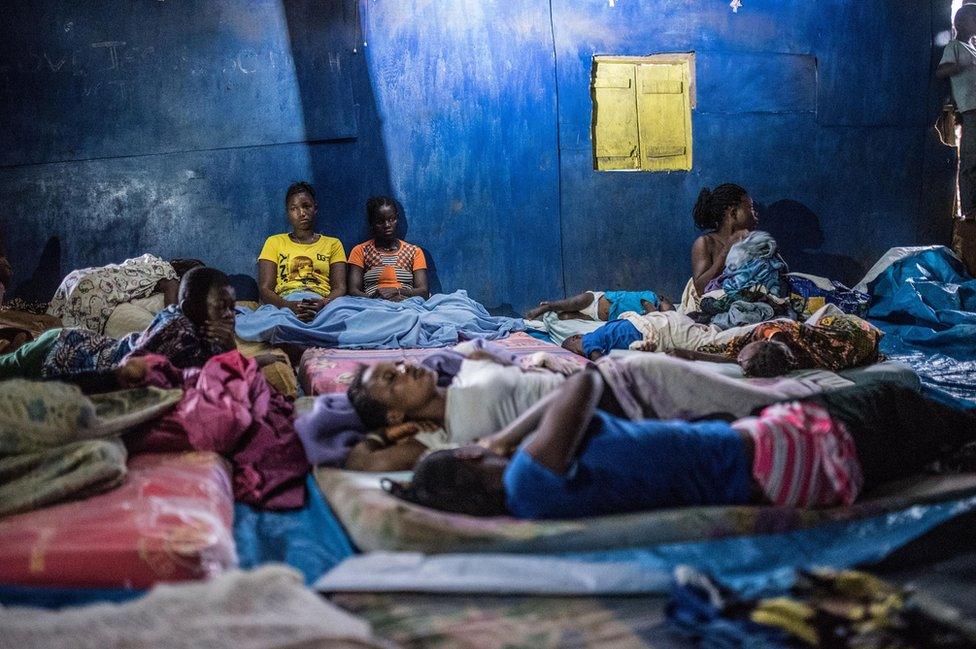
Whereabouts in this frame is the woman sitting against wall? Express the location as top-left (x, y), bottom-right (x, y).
top-left (257, 181), bottom-right (347, 323)
top-left (346, 197), bottom-right (429, 301)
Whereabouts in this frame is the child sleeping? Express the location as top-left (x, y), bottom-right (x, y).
top-left (526, 290), bottom-right (672, 321)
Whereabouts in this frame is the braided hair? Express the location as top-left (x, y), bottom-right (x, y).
top-left (365, 196), bottom-right (397, 224)
top-left (692, 183), bottom-right (748, 231)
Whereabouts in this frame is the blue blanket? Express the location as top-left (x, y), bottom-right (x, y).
top-left (235, 290), bottom-right (524, 348)
top-left (866, 248), bottom-right (976, 406)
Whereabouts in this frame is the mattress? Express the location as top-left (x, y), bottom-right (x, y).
top-left (299, 331), bottom-right (585, 395)
top-left (0, 452), bottom-right (236, 589)
top-left (315, 466), bottom-right (976, 555)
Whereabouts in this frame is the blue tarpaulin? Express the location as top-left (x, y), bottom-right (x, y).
top-left (866, 248), bottom-right (976, 407)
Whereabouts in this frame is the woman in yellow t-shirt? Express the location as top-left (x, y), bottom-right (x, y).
top-left (258, 182), bottom-right (347, 322)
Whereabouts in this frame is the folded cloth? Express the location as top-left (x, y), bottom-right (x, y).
top-left (0, 379), bottom-right (182, 516)
top-left (787, 274), bottom-right (869, 319)
top-left (295, 394), bottom-right (366, 468)
top-left (710, 300), bottom-right (775, 330)
top-left (129, 351), bottom-right (310, 510)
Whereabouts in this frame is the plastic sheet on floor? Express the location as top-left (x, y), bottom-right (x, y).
top-left (316, 494), bottom-right (976, 597)
top-left (865, 247), bottom-right (976, 407)
top-left (234, 474), bottom-right (355, 584)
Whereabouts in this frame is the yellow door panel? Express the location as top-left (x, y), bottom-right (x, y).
top-left (636, 62), bottom-right (692, 171)
top-left (592, 62), bottom-right (640, 170)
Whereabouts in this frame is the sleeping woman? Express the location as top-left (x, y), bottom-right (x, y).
top-left (385, 371), bottom-right (976, 519)
top-left (346, 197), bottom-right (429, 301)
top-left (258, 182), bottom-right (347, 322)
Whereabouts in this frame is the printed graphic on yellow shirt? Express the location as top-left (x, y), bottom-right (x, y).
top-left (286, 256), bottom-right (318, 285)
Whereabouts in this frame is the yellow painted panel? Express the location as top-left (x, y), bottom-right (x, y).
top-left (592, 62), bottom-right (639, 170)
top-left (636, 62), bottom-right (692, 171)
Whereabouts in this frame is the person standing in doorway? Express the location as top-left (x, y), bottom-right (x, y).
top-left (938, 4), bottom-right (976, 221)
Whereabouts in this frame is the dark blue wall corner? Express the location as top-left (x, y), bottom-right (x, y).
top-left (0, 0), bottom-right (957, 315)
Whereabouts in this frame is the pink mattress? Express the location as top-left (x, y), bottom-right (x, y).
top-left (0, 452), bottom-right (236, 589)
top-left (299, 332), bottom-right (584, 395)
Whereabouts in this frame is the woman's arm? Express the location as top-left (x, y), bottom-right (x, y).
top-left (399, 269), bottom-right (429, 299)
top-left (666, 348), bottom-right (735, 363)
top-left (477, 387), bottom-right (563, 456)
top-left (257, 260), bottom-right (293, 310)
top-left (325, 262), bottom-right (347, 301)
top-left (691, 232), bottom-right (748, 295)
top-left (155, 278), bottom-right (179, 306)
top-left (521, 369), bottom-right (603, 475)
top-left (345, 437), bottom-right (427, 472)
top-left (296, 262), bottom-right (349, 320)
top-left (346, 263), bottom-right (370, 298)
top-left (937, 59), bottom-right (970, 79)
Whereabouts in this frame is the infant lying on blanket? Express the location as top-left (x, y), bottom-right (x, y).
top-left (526, 290), bottom-right (673, 321)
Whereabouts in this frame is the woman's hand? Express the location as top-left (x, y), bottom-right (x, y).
top-left (115, 356), bottom-right (150, 388)
top-left (383, 420), bottom-right (440, 442)
top-left (376, 287), bottom-right (403, 301)
top-left (665, 348), bottom-right (699, 361)
top-left (295, 298), bottom-right (328, 321)
top-left (203, 318), bottom-right (237, 351)
top-left (476, 434), bottom-right (511, 457)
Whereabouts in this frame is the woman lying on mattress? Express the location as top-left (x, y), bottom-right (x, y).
top-left (562, 308), bottom-right (881, 375)
top-left (384, 370), bottom-right (976, 519)
top-left (671, 312), bottom-right (883, 377)
top-left (0, 267), bottom-right (239, 391)
top-left (257, 181), bottom-right (347, 322)
top-left (343, 352), bottom-right (571, 471)
top-left (346, 196), bottom-right (429, 301)
top-left (681, 183), bottom-right (758, 312)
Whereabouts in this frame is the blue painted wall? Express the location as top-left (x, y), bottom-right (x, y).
top-left (0, 0), bottom-right (956, 314)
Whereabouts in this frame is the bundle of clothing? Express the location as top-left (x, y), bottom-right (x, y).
top-left (0, 380), bottom-right (182, 516)
top-left (697, 231), bottom-right (791, 329)
top-left (696, 232), bottom-right (873, 330)
top-left (668, 566), bottom-right (976, 648)
top-left (128, 350), bottom-right (310, 510)
top-left (787, 273), bottom-right (870, 319)
top-left (47, 254), bottom-right (178, 334)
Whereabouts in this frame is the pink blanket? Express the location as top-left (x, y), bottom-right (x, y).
top-left (128, 351), bottom-right (309, 509)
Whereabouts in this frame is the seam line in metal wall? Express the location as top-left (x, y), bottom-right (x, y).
top-left (0, 137), bottom-right (357, 172)
top-left (548, 0), bottom-right (568, 298)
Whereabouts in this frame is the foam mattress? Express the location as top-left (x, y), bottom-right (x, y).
top-left (0, 452), bottom-right (236, 589)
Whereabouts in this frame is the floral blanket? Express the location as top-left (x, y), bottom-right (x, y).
top-left (47, 254), bottom-right (176, 334)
